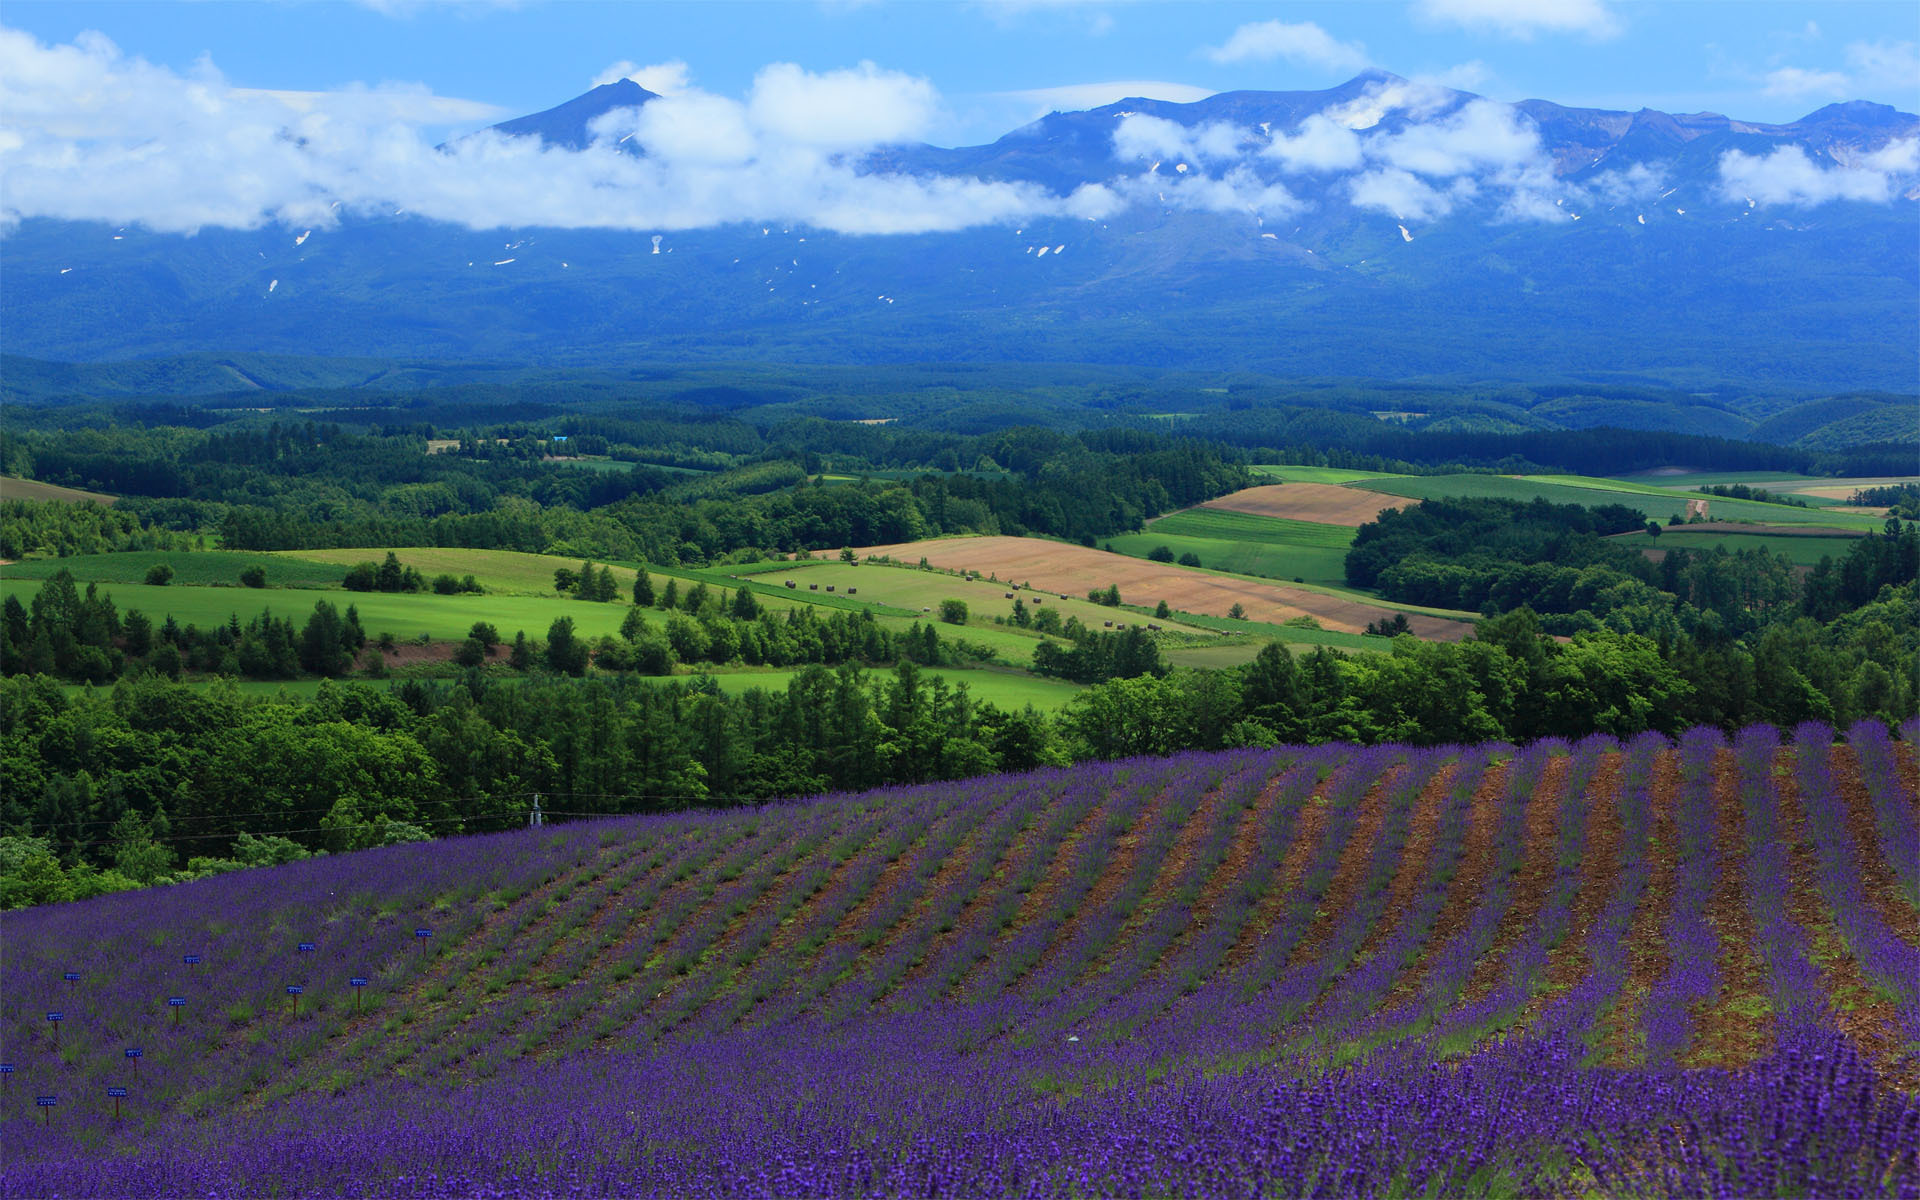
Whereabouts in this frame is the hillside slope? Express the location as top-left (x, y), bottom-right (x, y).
top-left (4, 721), bottom-right (1917, 1195)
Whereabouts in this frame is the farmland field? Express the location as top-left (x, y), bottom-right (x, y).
top-left (851, 536), bottom-right (1477, 640)
top-left (1104, 531), bottom-right (1352, 588)
top-left (5, 722), bottom-right (1916, 1195)
top-left (0, 475), bottom-right (116, 505)
top-left (780, 560), bottom-right (1217, 636)
top-left (1609, 526), bottom-right (1867, 566)
top-left (5, 550), bottom-right (348, 589)
top-left (699, 665), bottom-right (1084, 708)
top-left (1248, 465), bottom-right (1393, 485)
top-left (1356, 473), bottom-right (1885, 529)
top-left (1204, 482), bottom-right (1416, 527)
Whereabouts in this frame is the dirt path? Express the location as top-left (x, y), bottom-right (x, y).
top-left (1460, 756), bottom-right (1569, 1005)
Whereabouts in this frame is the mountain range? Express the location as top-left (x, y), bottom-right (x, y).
top-left (3, 72), bottom-right (1915, 395)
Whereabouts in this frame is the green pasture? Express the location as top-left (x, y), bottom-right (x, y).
top-left (7, 550), bottom-right (344, 589)
top-left (0, 476), bottom-right (117, 505)
top-left (1609, 527), bottom-right (1867, 566)
top-left (278, 547), bottom-right (645, 597)
top-left (1103, 533), bottom-right (1351, 589)
top-left (0, 577), bottom-right (636, 643)
top-left (1248, 465), bottom-right (1395, 485)
top-left (780, 560), bottom-right (1218, 637)
top-left (1147, 507), bottom-right (1355, 550)
top-left (1356, 474), bottom-right (1882, 529)
top-left (697, 666), bottom-right (1083, 709)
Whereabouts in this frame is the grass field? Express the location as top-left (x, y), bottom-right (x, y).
top-left (6, 550), bottom-right (346, 589)
top-left (277, 548), bottom-right (650, 597)
top-left (1356, 473), bottom-right (1883, 529)
top-left (0, 476), bottom-right (116, 505)
top-left (1104, 533), bottom-right (1351, 589)
top-left (0, 577), bottom-right (638, 643)
top-left (781, 560), bottom-right (1218, 637)
top-left (1147, 507), bottom-right (1355, 549)
top-left (698, 665), bottom-right (1083, 708)
top-left (1608, 527), bottom-right (1867, 566)
top-left (1248, 465), bottom-right (1392, 485)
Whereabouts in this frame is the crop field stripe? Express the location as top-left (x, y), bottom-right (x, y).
top-left (1063, 756), bottom-right (1277, 1006)
top-left (1297, 751), bottom-right (1488, 1056)
top-left (820, 777), bottom-right (1064, 1018)
top-left (1264, 750), bottom-right (1451, 1043)
top-left (1841, 721), bottom-right (1920, 912)
top-left (1228, 747), bottom-right (1402, 998)
top-left (1356, 744), bottom-right (1543, 1041)
top-left (1021, 754), bottom-right (1283, 1035)
top-left (1463, 738), bottom-right (1644, 1061)
top-left (876, 773), bottom-right (1102, 1014)
top-left (957, 758), bottom-right (1194, 1004)
top-left (1769, 731), bottom-right (1919, 1086)
top-left (1788, 729), bottom-right (1920, 1008)
top-left (1816, 744), bottom-right (1920, 947)
top-left (1639, 731), bottom-right (1725, 1066)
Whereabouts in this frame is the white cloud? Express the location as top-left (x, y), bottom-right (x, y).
top-left (1202, 21), bottom-right (1368, 72)
top-left (1348, 167), bottom-right (1464, 220)
top-left (1321, 77), bottom-right (1456, 130)
top-left (1264, 114), bottom-right (1364, 173)
top-left (746, 61), bottom-right (937, 148)
top-left (1762, 66), bottom-right (1852, 100)
top-left (1716, 144), bottom-right (1904, 206)
top-left (1413, 0), bottom-right (1620, 41)
top-left (1111, 114), bottom-right (1243, 165)
top-left (1589, 162), bottom-right (1668, 205)
top-left (0, 29), bottom-right (1078, 236)
top-left (996, 80), bottom-right (1215, 112)
top-left (592, 60), bottom-right (692, 96)
top-left (1373, 100), bottom-right (1541, 177)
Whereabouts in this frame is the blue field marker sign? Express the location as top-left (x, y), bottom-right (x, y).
top-left (350, 976), bottom-right (369, 1012)
top-left (36, 1095), bottom-right (55, 1124)
top-left (183, 954), bottom-right (201, 967)
top-left (45, 1012), bottom-right (62, 1046)
top-left (167, 996), bottom-right (186, 1023)
top-left (108, 1086), bottom-right (128, 1119)
top-left (297, 942), bottom-right (317, 953)
top-left (286, 984), bottom-right (304, 1015)
top-left (63, 971), bottom-right (80, 984)
top-left (125, 1047), bottom-right (142, 1073)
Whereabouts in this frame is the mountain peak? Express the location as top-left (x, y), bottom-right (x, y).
top-left (487, 78), bottom-right (660, 151)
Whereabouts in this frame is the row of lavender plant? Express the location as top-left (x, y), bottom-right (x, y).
top-left (1640, 727), bottom-right (1725, 1064)
top-left (1287, 746), bottom-right (1492, 1059)
top-left (11, 999), bottom-right (1911, 1197)
top-left (1524, 732), bottom-right (1658, 1060)
top-left (1258, 746), bottom-right (1454, 1042)
top-left (1790, 721), bottom-right (1920, 1043)
top-left (1067, 749), bottom-right (1333, 1062)
top-left (1845, 718), bottom-right (1919, 909)
top-left (1734, 724), bottom-right (1829, 1035)
top-left (1427, 734), bottom-right (1619, 1054)
top-left (1349, 739), bottom-right (1547, 1044)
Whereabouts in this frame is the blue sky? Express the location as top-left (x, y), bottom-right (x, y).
top-left (2, 2), bottom-right (1914, 236)
top-left (6, 0), bottom-right (1917, 147)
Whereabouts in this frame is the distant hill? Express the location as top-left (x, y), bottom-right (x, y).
top-left (3, 73), bottom-right (1915, 393)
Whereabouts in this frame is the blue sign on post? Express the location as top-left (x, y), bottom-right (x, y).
top-left (0, 1063), bottom-right (14, 1075)
top-left (46, 1011), bottom-right (63, 1022)
top-left (63, 972), bottom-right (80, 983)
top-left (125, 1047), bottom-right (142, 1072)
top-left (46, 1012), bottom-right (62, 1046)
top-left (349, 977), bottom-right (369, 987)
top-left (349, 976), bottom-right (369, 1012)
top-left (35, 1095), bottom-right (55, 1124)
top-left (414, 927), bottom-right (432, 940)
top-left (183, 954), bottom-right (201, 966)
top-left (297, 942), bottom-right (317, 953)
top-left (285, 985), bottom-right (304, 994)
top-left (107, 1086), bottom-right (128, 1098)
top-left (167, 996), bottom-right (186, 1023)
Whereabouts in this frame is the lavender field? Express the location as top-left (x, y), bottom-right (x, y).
top-left (4, 721), bottom-right (1917, 1197)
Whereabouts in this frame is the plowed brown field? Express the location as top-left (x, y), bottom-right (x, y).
top-left (849, 535), bottom-right (1474, 639)
top-left (1203, 483), bottom-right (1416, 526)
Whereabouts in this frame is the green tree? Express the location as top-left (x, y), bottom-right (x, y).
top-left (938, 598), bottom-right (969, 625)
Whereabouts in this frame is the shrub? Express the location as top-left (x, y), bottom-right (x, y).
top-left (938, 598), bottom-right (969, 625)
top-left (239, 566), bottom-right (267, 588)
top-left (143, 563), bottom-right (174, 586)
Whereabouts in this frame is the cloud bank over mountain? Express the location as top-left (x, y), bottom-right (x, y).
top-left (0, 27), bottom-right (1913, 238)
